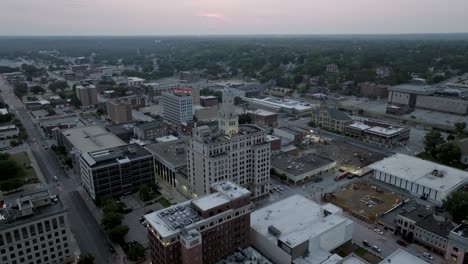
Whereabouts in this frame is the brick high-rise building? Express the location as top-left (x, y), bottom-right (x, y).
top-left (106, 99), bottom-right (132, 124)
top-left (75, 84), bottom-right (98, 107)
top-left (145, 181), bottom-right (251, 264)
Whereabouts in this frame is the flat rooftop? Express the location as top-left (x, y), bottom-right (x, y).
top-left (368, 154), bottom-right (468, 193)
top-left (388, 84), bottom-right (436, 95)
top-left (146, 181), bottom-right (249, 238)
top-left (246, 109), bottom-right (277, 117)
top-left (366, 126), bottom-right (403, 136)
top-left (134, 120), bottom-right (169, 130)
top-left (218, 247), bottom-right (272, 264)
top-left (271, 153), bottom-right (335, 176)
top-left (39, 114), bottom-right (79, 127)
top-left (348, 122), bottom-right (371, 131)
top-left (379, 249), bottom-right (428, 264)
top-left (145, 139), bottom-right (188, 168)
top-left (105, 122), bottom-right (137, 134)
top-left (251, 195), bottom-right (350, 248)
top-left (81, 143), bottom-right (151, 168)
top-left (62, 125), bottom-right (126, 153)
top-left (251, 97), bottom-right (314, 111)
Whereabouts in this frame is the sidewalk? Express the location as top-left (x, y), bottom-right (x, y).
top-left (157, 178), bottom-right (188, 204)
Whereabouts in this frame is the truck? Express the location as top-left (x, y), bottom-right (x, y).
top-left (335, 172), bottom-right (348, 181)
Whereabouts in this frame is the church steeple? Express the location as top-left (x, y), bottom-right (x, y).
top-left (218, 88), bottom-right (238, 136)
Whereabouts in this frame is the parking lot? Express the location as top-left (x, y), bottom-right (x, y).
top-left (122, 202), bottom-right (164, 248)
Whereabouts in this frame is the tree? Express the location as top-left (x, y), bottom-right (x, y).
top-left (0, 178), bottom-right (23, 192)
top-left (234, 96), bottom-right (243, 105)
top-left (434, 142), bottom-right (461, 164)
top-left (0, 159), bottom-right (21, 180)
top-left (108, 225), bottom-right (129, 244)
top-left (126, 243), bottom-right (145, 261)
top-left (71, 94), bottom-right (82, 108)
top-left (0, 113), bottom-right (14, 123)
top-left (139, 184), bottom-right (151, 201)
top-left (447, 134), bottom-right (455, 141)
top-left (455, 122), bottom-right (467, 135)
top-left (48, 81), bottom-right (68, 93)
top-left (77, 253), bottom-right (95, 264)
top-left (443, 191), bottom-right (468, 223)
top-left (96, 108), bottom-right (104, 116)
top-left (308, 120), bottom-right (316, 127)
top-left (238, 114), bottom-right (251, 124)
top-left (101, 212), bottom-right (123, 230)
top-left (30, 85), bottom-right (45, 94)
top-left (10, 140), bottom-right (20, 147)
top-left (423, 129), bottom-right (444, 153)
top-left (13, 82), bottom-right (28, 97)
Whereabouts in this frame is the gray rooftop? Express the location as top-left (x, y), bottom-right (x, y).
top-left (0, 190), bottom-right (66, 231)
top-left (81, 143), bottom-right (152, 168)
top-left (388, 84), bottom-right (436, 95)
top-left (145, 139), bottom-right (188, 168)
top-left (134, 120), bottom-right (170, 130)
top-left (62, 125), bottom-right (126, 153)
top-left (326, 108), bottom-right (352, 121)
top-left (271, 153), bottom-right (335, 176)
top-left (105, 122), bottom-right (137, 135)
top-left (416, 214), bottom-right (455, 238)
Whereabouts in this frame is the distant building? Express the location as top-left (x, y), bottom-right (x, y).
top-left (127, 77), bottom-right (145, 87)
top-left (75, 84), bottom-right (98, 107)
top-left (312, 106), bottom-right (353, 134)
top-left (369, 154), bottom-right (468, 203)
top-left (246, 109), bottom-right (278, 127)
top-left (456, 138), bottom-right (468, 165)
top-left (266, 135), bottom-right (281, 151)
top-left (0, 190), bottom-right (74, 264)
top-left (133, 120), bottom-right (170, 140)
top-left (199, 95), bottom-right (218, 107)
top-left (446, 222), bottom-right (468, 264)
top-left (0, 124), bottom-right (19, 139)
top-left (273, 127), bottom-right (305, 145)
top-left (326, 64), bottom-right (339, 73)
top-left (380, 248), bottom-right (429, 264)
top-left (80, 144), bottom-right (155, 201)
top-left (162, 91), bottom-right (193, 124)
top-left (38, 115), bottom-right (79, 136)
top-left (358, 82), bottom-right (389, 98)
top-left (107, 100), bottom-right (132, 124)
top-left (105, 122), bottom-right (137, 142)
top-left (145, 181), bottom-right (251, 264)
top-left (179, 70), bottom-right (203, 82)
top-left (345, 119), bottom-right (410, 148)
top-left (250, 195), bottom-right (353, 264)
top-left (376, 66), bottom-right (391, 77)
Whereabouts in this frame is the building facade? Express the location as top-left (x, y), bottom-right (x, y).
top-left (133, 120), bottom-right (170, 140)
top-left (312, 106), bottom-right (353, 134)
top-left (75, 84), bottom-right (98, 107)
top-left (446, 223), bottom-right (468, 264)
top-left (247, 109), bottom-right (278, 127)
top-left (162, 91), bottom-right (193, 124)
top-left (0, 190), bottom-right (74, 264)
top-left (145, 181), bottom-right (251, 264)
top-left (107, 100), bottom-right (132, 124)
top-left (79, 144), bottom-right (155, 201)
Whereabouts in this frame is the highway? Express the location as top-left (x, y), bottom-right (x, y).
top-left (0, 77), bottom-right (113, 263)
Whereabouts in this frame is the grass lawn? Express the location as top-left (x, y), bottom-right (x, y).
top-left (9, 151), bottom-right (38, 183)
top-left (354, 248), bottom-right (368, 257)
top-left (157, 197), bottom-right (172, 208)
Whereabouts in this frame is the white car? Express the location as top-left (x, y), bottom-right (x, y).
top-left (423, 253), bottom-right (434, 260)
top-left (53, 176), bottom-right (59, 182)
top-left (374, 228), bottom-right (383, 235)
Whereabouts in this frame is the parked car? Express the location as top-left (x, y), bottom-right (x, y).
top-left (423, 252), bottom-right (434, 260)
top-left (138, 216), bottom-right (145, 223)
top-left (277, 186), bottom-right (284, 191)
top-left (374, 228), bottom-right (383, 235)
top-left (314, 177), bottom-right (323, 183)
top-left (371, 245), bottom-right (381, 252)
top-left (53, 176), bottom-right (59, 182)
top-left (397, 240), bottom-right (407, 247)
top-left (362, 240), bottom-right (371, 247)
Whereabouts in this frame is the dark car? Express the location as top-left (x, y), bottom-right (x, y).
top-left (397, 240), bottom-right (407, 247)
top-left (145, 209), bottom-right (154, 215)
top-left (420, 195), bottom-right (428, 200)
top-left (362, 240), bottom-right (371, 247)
top-left (314, 177), bottom-right (323, 183)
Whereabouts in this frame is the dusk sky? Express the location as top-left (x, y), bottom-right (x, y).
top-left (1, 0), bottom-right (468, 35)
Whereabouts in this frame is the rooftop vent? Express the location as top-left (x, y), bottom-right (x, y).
top-left (268, 225), bottom-right (281, 237)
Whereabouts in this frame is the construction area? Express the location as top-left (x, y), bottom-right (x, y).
top-left (323, 180), bottom-right (406, 223)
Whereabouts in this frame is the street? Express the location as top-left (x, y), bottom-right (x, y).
top-left (0, 76), bottom-right (113, 264)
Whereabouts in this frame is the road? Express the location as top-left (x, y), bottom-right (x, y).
top-left (0, 76), bottom-right (113, 263)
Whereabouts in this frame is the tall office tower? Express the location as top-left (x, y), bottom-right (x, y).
top-left (162, 90), bottom-right (193, 124)
top-left (106, 99), bottom-right (132, 124)
top-left (187, 89), bottom-right (270, 198)
top-left (145, 181), bottom-right (251, 264)
top-left (75, 84), bottom-right (98, 107)
top-left (0, 190), bottom-right (74, 264)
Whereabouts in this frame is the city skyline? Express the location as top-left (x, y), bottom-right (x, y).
top-left (1, 0), bottom-right (468, 35)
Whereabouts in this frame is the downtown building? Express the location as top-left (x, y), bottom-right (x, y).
top-left (162, 90), bottom-right (193, 124)
top-left (106, 99), bottom-right (132, 124)
top-left (0, 190), bottom-right (74, 264)
top-left (79, 143), bottom-right (155, 201)
top-left (187, 89), bottom-right (271, 199)
top-left (145, 181), bottom-right (251, 264)
top-left (75, 84), bottom-right (98, 107)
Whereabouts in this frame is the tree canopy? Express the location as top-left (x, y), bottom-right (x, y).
top-left (443, 191), bottom-right (468, 223)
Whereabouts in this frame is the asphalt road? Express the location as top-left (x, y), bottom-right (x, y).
top-left (0, 77), bottom-right (113, 263)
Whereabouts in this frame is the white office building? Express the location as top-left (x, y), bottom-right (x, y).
top-left (162, 91), bottom-right (193, 124)
top-left (250, 195), bottom-right (354, 264)
top-left (369, 154), bottom-right (468, 203)
top-left (0, 190), bottom-right (74, 264)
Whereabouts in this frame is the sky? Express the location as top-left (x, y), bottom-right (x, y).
top-left (1, 0), bottom-right (468, 35)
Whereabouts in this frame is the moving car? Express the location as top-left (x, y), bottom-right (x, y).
top-left (374, 228), bottom-right (383, 235)
top-left (423, 252), bottom-right (434, 260)
top-left (53, 176), bottom-right (58, 182)
top-left (371, 245), bottom-right (381, 253)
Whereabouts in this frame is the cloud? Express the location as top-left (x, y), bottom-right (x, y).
top-left (200, 13), bottom-right (225, 20)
